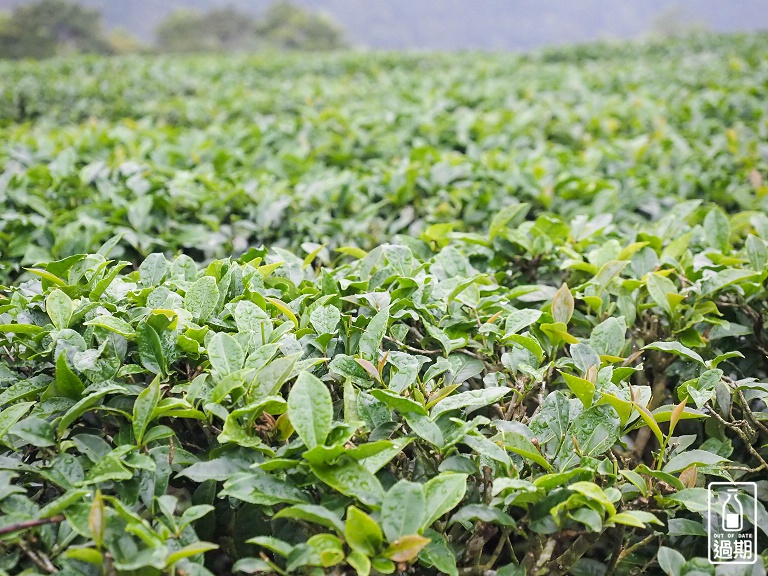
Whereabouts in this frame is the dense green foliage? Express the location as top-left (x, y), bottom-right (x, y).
top-left (1, 34), bottom-right (766, 283)
top-left (1, 33), bottom-right (767, 576)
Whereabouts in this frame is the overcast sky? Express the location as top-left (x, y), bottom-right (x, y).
top-left (2, 0), bottom-right (767, 50)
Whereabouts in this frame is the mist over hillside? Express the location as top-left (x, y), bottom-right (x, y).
top-left (0, 0), bottom-right (767, 50)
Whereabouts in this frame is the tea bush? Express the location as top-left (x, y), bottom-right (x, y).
top-left (0, 33), bottom-right (767, 576)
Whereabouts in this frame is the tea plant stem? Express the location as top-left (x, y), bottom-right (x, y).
top-left (615, 533), bottom-right (656, 566)
top-left (634, 358), bottom-right (670, 462)
top-left (259, 552), bottom-right (288, 576)
top-left (17, 541), bottom-right (57, 574)
top-left (708, 409), bottom-right (768, 471)
top-left (535, 536), bottom-right (557, 574)
top-left (486, 528), bottom-right (512, 567)
top-left (458, 528), bottom-right (513, 576)
top-left (737, 388), bottom-right (768, 436)
top-left (2, 345), bottom-right (15, 362)
top-left (0, 515), bottom-right (65, 537)
top-left (624, 533), bottom-right (656, 560)
top-left (383, 335), bottom-right (440, 355)
top-left (603, 526), bottom-right (625, 576)
top-left (464, 521), bottom-right (499, 567)
top-left (545, 534), bottom-right (599, 575)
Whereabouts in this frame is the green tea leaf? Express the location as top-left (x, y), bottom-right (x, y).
top-left (166, 542), bottom-right (219, 567)
top-left (431, 387), bottom-right (509, 418)
top-left (208, 332), bottom-right (245, 377)
top-left (489, 203), bottom-right (529, 240)
top-left (382, 534), bottom-right (431, 563)
top-left (608, 510), bottom-right (662, 528)
top-left (644, 341), bottom-right (705, 365)
top-left (185, 276), bottom-right (219, 321)
top-left (359, 306), bottom-right (389, 361)
top-left (551, 283), bottom-right (574, 325)
top-left (288, 372), bottom-right (333, 448)
top-left (589, 317), bottom-right (626, 357)
top-left (273, 504), bottom-right (345, 533)
top-left (646, 273), bottom-right (676, 316)
top-left (419, 530), bottom-right (458, 576)
top-left (422, 473), bottom-right (467, 528)
top-left (310, 457), bottom-right (384, 506)
top-left (46, 289), bottom-right (73, 330)
top-left (505, 309), bottom-right (543, 335)
top-left (139, 253), bottom-right (170, 286)
top-left (84, 315), bottom-right (135, 338)
top-left (561, 373), bottom-right (596, 408)
top-left (310, 305), bottom-right (341, 335)
top-left (345, 506), bottom-right (383, 556)
top-left (658, 546), bottom-right (685, 576)
top-left (221, 471), bottom-right (309, 505)
top-left (133, 376), bottom-right (161, 445)
top-left (250, 353), bottom-right (298, 400)
top-left (662, 449), bottom-right (728, 473)
top-left (346, 550), bottom-right (371, 576)
top-left (0, 402), bottom-right (34, 444)
top-left (137, 322), bottom-right (166, 375)
top-left (55, 352), bottom-right (84, 400)
top-left (703, 207), bottom-right (730, 251)
top-left (568, 481), bottom-right (615, 515)
top-left (381, 480), bottom-right (426, 541)
top-left (371, 389), bottom-right (426, 416)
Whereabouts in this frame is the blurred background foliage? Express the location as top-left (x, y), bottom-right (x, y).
top-left (0, 0), bottom-right (347, 59)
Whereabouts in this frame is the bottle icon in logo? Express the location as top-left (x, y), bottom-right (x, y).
top-left (722, 489), bottom-right (743, 532)
top-left (708, 482), bottom-right (757, 565)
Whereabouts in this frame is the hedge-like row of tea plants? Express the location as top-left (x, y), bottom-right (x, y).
top-left (0, 33), bottom-right (767, 576)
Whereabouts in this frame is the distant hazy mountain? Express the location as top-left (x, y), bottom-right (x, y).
top-left (1, 0), bottom-right (766, 50)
